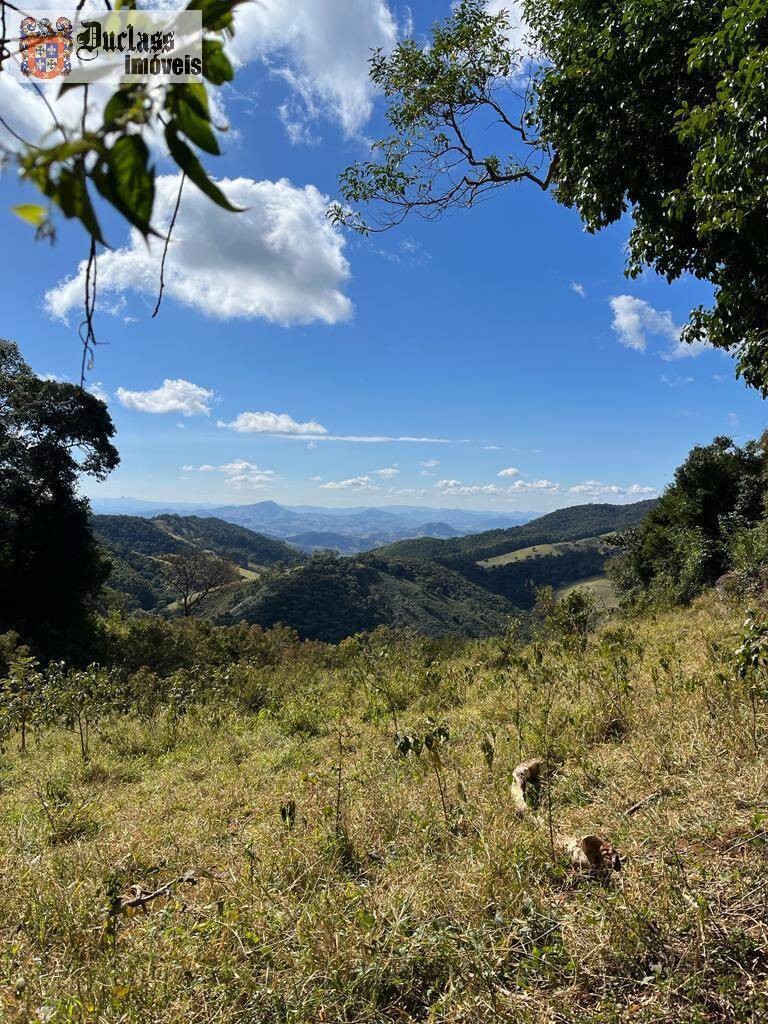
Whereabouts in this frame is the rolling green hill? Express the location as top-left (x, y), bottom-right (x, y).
top-left (377, 500), bottom-right (657, 563)
top-left (93, 514), bottom-right (303, 613)
top-left (210, 501), bottom-right (656, 642)
top-left (218, 552), bottom-right (515, 643)
top-left (477, 534), bottom-right (613, 568)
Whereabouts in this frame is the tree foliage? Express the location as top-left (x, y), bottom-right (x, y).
top-left (0, 340), bottom-right (119, 658)
top-left (331, 0), bottom-right (554, 231)
top-left (338, 0), bottom-right (768, 390)
top-left (6, 0), bottom-right (242, 245)
top-left (1, 0), bottom-right (244, 372)
top-left (609, 435), bottom-right (768, 604)
top-left (158, 548), bottom-right (239, 617)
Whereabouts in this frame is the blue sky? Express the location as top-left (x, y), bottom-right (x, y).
top-left (1, 0), bottom-right (765, 512)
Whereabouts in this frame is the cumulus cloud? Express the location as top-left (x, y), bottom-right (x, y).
top-left (571, 282), bottom-right (586, 297)
top-left (435, 476), bottom-right (559, 497)
top-left (0, 70), bottom-right (111, 152)
top-left (420, 459), bottom-right (440, 468)
top-left (220, 411), bottom-right (328, 435)
top-left (46, 176), bottom-right (352, 326)
top-left (116, 379), bottom-right (213, 417)
top-left (375, 467), bottom-right (400, 478)
top-left (232, 0), bottom-right (398, 138)
top-left (0, 0), bottom-right (396, 151)
top-left (569, 480), bottom-right (656, 497)
top-left (497, 467), bottom-right (520, 478)
top-left (320, 476), bottom-right (378, 490)
top-left (183, 460), bottom-right (275, 489)
top-left (508, 479), bottom-right (560, 493)
top-left (609, 296), bottom-right (709, 360)
top-left (627, 484), bottom-right (657, 495)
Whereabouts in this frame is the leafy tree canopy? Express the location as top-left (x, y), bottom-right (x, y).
top-left (609, 435), bottom-right (768, 604)
top-left (0, 340), bottom-right (119, 658)
top-left (337, 0), bottom-right (768, 391)
top-left (1, 0), bottom-right (244, 370)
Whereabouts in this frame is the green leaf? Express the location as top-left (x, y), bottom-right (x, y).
top-left (12, 204), bottom-right (47, 228)
top-left (202, 38), bottom-right (234, 85)
top-left (173, 90), bottom-right (220, 155)
top-left (164, 126), bottom-right (241, 212)
top-left (56, 164), bottom-right (105, 245)
top-left (187, 0), bottom-right (242, 31)
top-left (107, 136), bottom-right (155, 235)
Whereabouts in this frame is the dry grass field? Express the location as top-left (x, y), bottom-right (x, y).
top-left (2, 593), bottom-right (768, 1022)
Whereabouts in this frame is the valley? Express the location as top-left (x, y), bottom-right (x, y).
top-left (94, 500), bottom-right (654, 640)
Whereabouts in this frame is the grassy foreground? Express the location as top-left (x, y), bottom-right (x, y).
top-left (2, 595), bottom-right (768, 1022)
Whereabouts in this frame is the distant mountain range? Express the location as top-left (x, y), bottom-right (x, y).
top-left (92, 500), bottom-right (657, 638)
top-left (88, 498), bottom-right (536, 553)
top-left (221, 500), bottom-right (657, 642)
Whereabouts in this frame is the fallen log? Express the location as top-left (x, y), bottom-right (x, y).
top-left (119, 870), bottom-right (198, 911)
top-left (511, 757), bottom-right (543, 817)
top-left (512, 758), bottom-right (621, 874)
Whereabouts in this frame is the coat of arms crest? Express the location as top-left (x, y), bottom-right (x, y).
top-left (19, 17), bottom-right (73, 80)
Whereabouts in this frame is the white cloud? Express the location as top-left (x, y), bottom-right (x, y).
top-left (609, 296), bottom-right (674, 353)
top-left (662, 337), bottom-right (711, 361)
top-left (184, 460), bottom-right (276, 489)
top-left (220, 411), bottom-right (328, 435)
top-left (320, 476), bottom-right (378, 490)
top-left (436, 476), bottom-right (559, 497)
top-left (661, 374), bottom-right (695, 387)
top-left (627, 484), bottom-right (657, 495)
top-left (232, 0), bottom-right (398, 137)
top-left (569, 480), bottom-right (656, 497)
top-left (497, 467), bottom-right (520, 478)
top-left (0, 71), bottom-right (111, 153)
top-left (571, 282), bottom-right (586, 297)
top-left (46, 176), bottom-right (352, 327)
top-left (508, 479), bottom-right (560, 493)
top-left (420, 459), bottom-right (440, 468)
top-left (87, 382), bottom-right (110, 403)
top-left (116, 379), bottom-right (213, 417)
top-left (609, 295), bottom-right (710, 360)
top-left (482, 445), bottom-right (500, 451)
top-left (375, 466), bottom-right (399, 478)
top-left (217, 415), bottom-right (452, 444)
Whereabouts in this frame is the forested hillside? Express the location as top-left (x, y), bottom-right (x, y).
top-left (378, 501), bottom-right (657, 562)
top-left (214, 502), bottom-right (655, 642)
top-left (93, 514), bottom-right (302, 613)
top-left (220, 551), bottom-right (516, 643)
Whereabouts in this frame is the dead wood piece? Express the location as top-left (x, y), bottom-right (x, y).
top-left (511, 758), bottom-right (543, 817)
top-left (625, 791), bottom-right (665, 817)
top-left (512, 759), bottom-right (621, 873)
top-left (119, 871), bottom-right (198, 911)
top-left (557, 833), bottom-right (622, 873)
